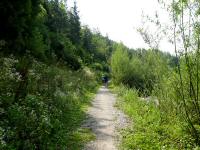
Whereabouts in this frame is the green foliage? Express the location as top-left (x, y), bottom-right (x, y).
top-left (154, 53), bottom-right (200, 146)
top-left (0, 0), bottom-right (42, 54)
top-left (114, 85), bottom-right (196, 150)
top-left (0, 56), bottom-right (98, 149)
top-left (111, 46), bottom-right (171, 95)
top-left (157, 0), bottom-right (200, 145)
top-left (111, 44), bottom-right (131, 84)
top-left (0, 0), bottom-right (114, 71)
top-left (68, 2), bottom-right (81, 45)
top-left (0, 0), bottom-right (116, 148)
top-left (28, 28), bottom-right (47, 60)
top-left (66, 128), bottom-right (95, 150)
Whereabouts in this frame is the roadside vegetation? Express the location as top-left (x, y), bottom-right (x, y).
top-left (2, 0), bottom-right (200, 149)
top-left (111, 0), bottom-right (200, 149)
top-left (114, 85), bottom-right (195, 149)
top-left (0, 0), bottom-right (112, 149)
top-left (0, 55), bottom-right (98, 149)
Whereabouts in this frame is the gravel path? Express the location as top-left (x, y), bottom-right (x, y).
top-left (82, 86), bottom-right (129, 150)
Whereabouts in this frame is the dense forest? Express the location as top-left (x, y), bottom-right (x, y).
top-left (0, 0), bottom-right (114, 149)
top-left (1, 0), bottom-right (200, 150)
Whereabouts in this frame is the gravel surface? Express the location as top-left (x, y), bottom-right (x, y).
top-left (82, 86), bottom-right (129, 150)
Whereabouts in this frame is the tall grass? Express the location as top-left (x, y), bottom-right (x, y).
top-left (0, 56), bottom-right (97, 149)
top-left (114, 85), bottom-right (196, 150)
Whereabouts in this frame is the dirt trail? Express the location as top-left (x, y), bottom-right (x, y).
top-left (83, 86), bottom-right (128, 150)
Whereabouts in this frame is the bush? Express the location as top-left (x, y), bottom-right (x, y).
top-left (111, 47), bottom-right (169, 95)
top-left (114, 85), bottom-right (195, 150)
top-left (0, 56), bottom-right (98, 149)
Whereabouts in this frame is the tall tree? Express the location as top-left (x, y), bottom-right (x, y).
top-left (69, 1), bottom-right (81, 45)
top-left (0, 0), bottom-right (42, 55)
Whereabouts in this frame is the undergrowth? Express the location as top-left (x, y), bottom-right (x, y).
top-left (0, 56), bottom-right (97, 149)
top-left (113, 85), bottom-right (197, 150)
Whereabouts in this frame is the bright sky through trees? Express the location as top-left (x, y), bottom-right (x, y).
top-left (68, 0), bottom-right (174, 54)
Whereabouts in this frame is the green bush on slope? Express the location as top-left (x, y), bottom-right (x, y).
top-left (0, 56), bottom-right (97, 150)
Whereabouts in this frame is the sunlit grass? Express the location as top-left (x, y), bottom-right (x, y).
top-left (113, 85), bottom-right (196, 150)
top-left (67, 128), bottom-right (96, 150)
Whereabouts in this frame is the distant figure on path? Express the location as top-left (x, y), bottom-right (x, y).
top-left (102, 74), bottom-right (108, 87)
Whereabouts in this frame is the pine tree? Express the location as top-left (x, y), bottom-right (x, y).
top-left (0, 0), bottom-right (42, 55)
top-left (69, 1), bottom-right (81, 45)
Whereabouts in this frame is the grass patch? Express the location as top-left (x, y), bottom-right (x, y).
top-left (65, 90), bottom-right (97, 149)
top-left (113, 85), bottom-right (196, 150)
top-left (67, 128), bottom-right (95, 150)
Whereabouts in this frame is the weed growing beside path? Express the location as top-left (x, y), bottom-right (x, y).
top-left (0, 56), bottom-right (97, 150)
top-left (113, 85), bottom-right (196, 150)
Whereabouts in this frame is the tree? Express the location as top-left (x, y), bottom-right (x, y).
top-left (111, 43), bottom-right (132, 85)
top-left (0, 0), bottom-right (42, 55)
top-left (69, 1), bottom-right (81, 45)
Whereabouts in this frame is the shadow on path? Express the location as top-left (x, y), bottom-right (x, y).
top-left (83, 86), bottom-right (117, 150)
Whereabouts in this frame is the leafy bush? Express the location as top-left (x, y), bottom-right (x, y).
top-left (114, 85), bottom-right (196, 150)
top-left (111, 46), bottom-right (169, 95)
top-left (0, 56), bottom-right (98, 149)
top-left (154, 55), bottom-right (200, 146)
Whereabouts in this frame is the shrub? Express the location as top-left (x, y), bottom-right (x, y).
top-left (114, 85), bottom-right (195, 149)
top-left (0, 56), bottom-right (98, 149)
